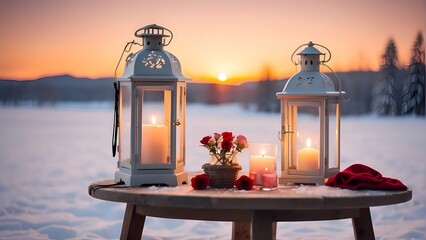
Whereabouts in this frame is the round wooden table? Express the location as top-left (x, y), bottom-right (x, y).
top-left (88, 179), bottom-right (411, 240)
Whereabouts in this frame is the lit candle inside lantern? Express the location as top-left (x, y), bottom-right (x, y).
top-left (249, 149), bottom-right (276, 185)
top-left (298, 138), bottom-right (319, 171)
top-left (141, 116), bottom-right (167, 164)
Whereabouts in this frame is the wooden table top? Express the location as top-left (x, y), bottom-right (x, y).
top-left (89, 179), bottom-right (412, 211)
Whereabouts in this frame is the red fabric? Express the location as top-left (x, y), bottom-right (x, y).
top-left (326, 164), bottom-right (407, 190)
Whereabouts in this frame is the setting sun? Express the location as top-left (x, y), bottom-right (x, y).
top-left (218, 73), bottom-right (227, 82)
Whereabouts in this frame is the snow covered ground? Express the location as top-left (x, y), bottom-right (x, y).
top-left (0, 104), bottom-right (425, 239)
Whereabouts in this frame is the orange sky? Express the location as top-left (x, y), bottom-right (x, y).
top-left (0, 0), bottom-right (425, 84)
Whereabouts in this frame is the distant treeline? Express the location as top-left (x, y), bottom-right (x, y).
top-left (0, 70), bottom-right (407, 115)
top-left (0, 75), bottom-right (114, 105)
top-left (1, 33), bottom-right (424, 117)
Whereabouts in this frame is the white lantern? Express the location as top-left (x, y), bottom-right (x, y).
top-left (276, 41), bottom-right (345, 184)
top-left (113, 24), bottom-right (189, 186)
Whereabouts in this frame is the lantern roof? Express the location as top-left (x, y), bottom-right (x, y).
top-left (297, 41), bottom-right (324, 56)
top-left (119, 24), bottom-right (190, 81)
top-left (277, 71), bottom-right (340, 96)
top-left (277, 41), bottom-right (345, 97)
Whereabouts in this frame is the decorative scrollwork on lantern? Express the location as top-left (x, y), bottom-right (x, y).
top-left (142, 51), bottom-right (166, 69)
top-left (296, 76), bottom-right (315, 88)
top-left (170, 56), bottom-right (180, 68)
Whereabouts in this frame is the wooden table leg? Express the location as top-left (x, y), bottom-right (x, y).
top-left (251, 211), bottom-right (276, 240)
top-left (120, 204), bottom-right (146, 240)
top-left (233, 221), bottom-right (251, 240)
top-left (352, 208), bottom-right (375, 240)
top-left (272, 222), bottom-right (277, 240)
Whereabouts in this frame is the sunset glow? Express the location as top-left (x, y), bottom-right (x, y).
top-left (0, 0), bottom-right (425, 84)
top-left (218, 73), bottom-right (227, 82)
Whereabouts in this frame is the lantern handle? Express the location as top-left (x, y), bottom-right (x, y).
top-left (114, 40), bottom-right (142, 80)
top-left (112, 81), bottom-right (120, 157)
top-left (322, 63), bottom-right (351, 103)
top-left (134, 24), bottom-right (174, 46)
top-left (290, 43), bottom-right (306, 65)
top-left (111, 39), bottom-right (143, 157)
top-left (290, 42), bottom-right (332, 65)
top-left (314, 43), bottom-right (332, 63)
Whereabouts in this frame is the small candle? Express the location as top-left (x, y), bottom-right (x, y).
top-left (249, 144), bottom-right (277, 185)
top-left (298, 138), bottom-right (319, 171)
top-left (249, 155), bottom-right (276, 185)
top-left (262, 174), bottom-right (277, 190)
top-left (141, 116), bottom-right (167, 164)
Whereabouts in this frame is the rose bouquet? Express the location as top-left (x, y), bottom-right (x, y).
top-left (200, 131), bottom-right (248, 166)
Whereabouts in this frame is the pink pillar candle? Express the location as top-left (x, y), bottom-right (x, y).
top-left (262, 174), bottom-right (277, 190)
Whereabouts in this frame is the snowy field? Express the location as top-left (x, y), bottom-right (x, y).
top-left (0, 104), bottom-right (425, 239)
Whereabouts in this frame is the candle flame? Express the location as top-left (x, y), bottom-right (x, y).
top-left (261, 150), bottom-right (266, 157)
top-left (306, 138), bottom-right (312, 148)
top-left (151, 116), bottom-right (156, 125)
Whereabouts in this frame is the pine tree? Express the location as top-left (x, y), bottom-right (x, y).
top-left (402, 31), bottom-right (425, 116)
top-left (373, 38), bottom-right (404, 115)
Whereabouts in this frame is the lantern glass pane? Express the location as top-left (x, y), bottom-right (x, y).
top-left (139, 88), bottom-right (171, 165)
top-left (119, 84), bottom-right (132, 164)
top-left (328, 102), bottom-right (339, 169)
top-left (288, 101), bottom-right (320, 173)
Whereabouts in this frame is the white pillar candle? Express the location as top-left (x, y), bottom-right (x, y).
top-left (141, 116), bottom-right (167, 164)
top-left (298, 138), bottom-right (319, 171)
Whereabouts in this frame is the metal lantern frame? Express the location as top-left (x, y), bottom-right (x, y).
top-left (277, 41), bottom-right (345, 185)
top-left (113, 24), bottom-right (189, 187)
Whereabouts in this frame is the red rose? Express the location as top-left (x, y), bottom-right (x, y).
top-left (221, 139), bottom-right (233, 152)
top-left (191, 174), bottom-right (210, 190)
top-left (235, 175), bottom-right (254, 190)
top-left (221, 131), bottom-right (234, 141)
top-left (200, 135), bottom-right (211, 145)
